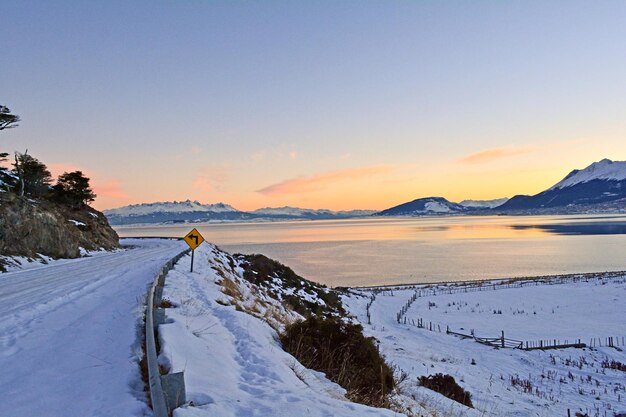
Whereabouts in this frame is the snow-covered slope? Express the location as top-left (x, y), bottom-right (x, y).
top-left (550, 159), bottom-right (626, 190)
top-left (158, 244), bottom-right (405, 417)
top-left (376, 197), bottom-right (468, 216)
top-left (459, 198), bottom-right (509, 209)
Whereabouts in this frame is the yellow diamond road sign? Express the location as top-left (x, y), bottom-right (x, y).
top-left (183, 228), bottom-right (205, 250)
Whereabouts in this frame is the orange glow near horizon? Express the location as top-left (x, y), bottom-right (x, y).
top-left (89, 146), bottom-right (618, 212)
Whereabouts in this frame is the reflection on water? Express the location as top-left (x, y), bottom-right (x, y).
top-left (511, 222), bottom-right (626, 235)
top-left (116, 215), bottom-right (626, 286)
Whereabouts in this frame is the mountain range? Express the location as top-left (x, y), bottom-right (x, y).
top-left (104, 202), bottom-right (377, 225)
top-left (378, 159), bottom-right (626, 216)
top-left (497, 159), bottom-right (626, 211)
top-left (104, 159), bottom-right (626, 224)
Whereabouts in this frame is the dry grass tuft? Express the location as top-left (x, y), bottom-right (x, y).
top-left (220, 277), bottom-right (243, 302)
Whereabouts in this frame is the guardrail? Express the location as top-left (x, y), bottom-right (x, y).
top-left (145, 248), bottom-right (190, 417)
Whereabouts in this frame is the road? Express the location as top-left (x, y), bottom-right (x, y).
top-left (0, 238), bottom-right (186, 417)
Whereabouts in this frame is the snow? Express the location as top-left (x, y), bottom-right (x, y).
top-left (0, 238), bottom-right (186, 417)
top-left (550, 159), bottom-right (626, 189)
top-left (252, 206), bottom-right (334, 216)
top-left (158, 244), bottom-right (402, 417)
top-left (0, 248), bottom-right (114, 272)
top-left (252, 206), bottom-right (376, 217)
top-left (459, 198), bottom-right (509, 208)
top-left (3, 237), bottom-right (624, 417)
top-left (344, 276), bottom-right (626, 417)
top-left (424, 200), bottom-right (453, 213)
top-left (104, 200), bottom-right (239, 217)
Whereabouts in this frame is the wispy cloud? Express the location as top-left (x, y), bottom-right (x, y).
top-left (457, 146), bottom-right (536, 164)
top-left (193, 166), bottom-right (232, 194)
top-left (48, 163), bottom-right (81, 178)
top-left (93, 179), bottom-right (129, 200)
top-left (257, 165), bottom-right (395, 196)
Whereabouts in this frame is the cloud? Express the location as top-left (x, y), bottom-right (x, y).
top-left (257, 165), bottom-right (395, 196)
top-left (193, 166), bottom-right (232, 194)
top-left (251, 151), bottom-right (266, 162)
top-left (457, 146), bottom-right (536, 164)
top-left (48, 163), bottom-right (81, 178)
top-left (93, 179), bottom-right (129, 200)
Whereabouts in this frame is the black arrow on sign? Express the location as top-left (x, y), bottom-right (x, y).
top-left (189, 234), bottom-right (199, 245)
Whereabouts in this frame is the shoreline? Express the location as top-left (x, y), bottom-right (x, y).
top-left (352, 269), bottom-right (626, 290)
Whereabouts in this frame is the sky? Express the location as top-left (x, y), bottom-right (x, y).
top-left (2, 1), bottom-right (626, 211)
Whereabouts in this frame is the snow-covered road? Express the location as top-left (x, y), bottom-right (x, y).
top-left (0, 238), bottom-right (186, 417)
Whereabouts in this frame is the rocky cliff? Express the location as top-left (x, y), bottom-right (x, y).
top-left (0, 193), bottom-right (119, 269)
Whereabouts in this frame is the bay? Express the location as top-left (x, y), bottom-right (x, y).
top-left (115, 215), bottom-right (626, 286)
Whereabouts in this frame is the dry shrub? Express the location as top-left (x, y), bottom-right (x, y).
top-left (601, 359), bottom-right (626, 372)
top-left (220, 277), bottom-right (242, 301)
top-left (280, 316), bottom-right (394, 407)
top-left (158, 298), bottom-right (175, 308)
top-left (418, 373), bottom-right (473, 408)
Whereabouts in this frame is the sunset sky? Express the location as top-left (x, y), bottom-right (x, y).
top-left (3, 1), bottom-right (626, 211)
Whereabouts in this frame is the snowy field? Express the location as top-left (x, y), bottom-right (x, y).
top-left (404, 279), bottom-right (626, 342)
top-left (344, 277), bottom-right (626, 417)
top-left (0, 238), bottom-right (186, 417)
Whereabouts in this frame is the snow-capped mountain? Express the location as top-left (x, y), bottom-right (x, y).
top-left (376, 197), bottom-right (468, 216)
top-left (252, 206), bottom-right (335, 218)
top-left (105, 201), bottom-right (376, 225)
top-left (459, 198), bottom-right (509, 209)
top-left (104, 200), bottom-right (238, 217)
top-left (104, 200), bottom-right (248, 225)
top-left (498, 159), bottom-right (626, 211)
top-left (252, 206), bottom-right (376, 219)
top-left (549, 159), bottom-right (626, 189)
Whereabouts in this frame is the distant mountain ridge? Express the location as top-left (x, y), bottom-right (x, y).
top-left (459, 198), bottom-right (509, 209)
top-left (251, 206), bottom-right (377, 219)
top-left (104, 201), bottom-right (376, 225)
top-left (376, 197), bottom-right (468, 216)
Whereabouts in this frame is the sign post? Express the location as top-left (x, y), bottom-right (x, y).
top-left (183, 228), bottom-right (205, 272)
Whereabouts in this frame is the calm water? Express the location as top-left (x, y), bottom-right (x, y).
top-left (115, 215), bottom-right (626, 287)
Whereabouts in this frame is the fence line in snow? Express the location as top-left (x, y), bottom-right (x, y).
top-left (364, 270), bottom-right (626, 295)
top-left (386, 271), bottom-right (626, 352)
top-left (401, 315), bottom-right (625, 352)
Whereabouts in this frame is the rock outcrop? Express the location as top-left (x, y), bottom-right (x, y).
top-left (0, 193), bottom-right (119, 268)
